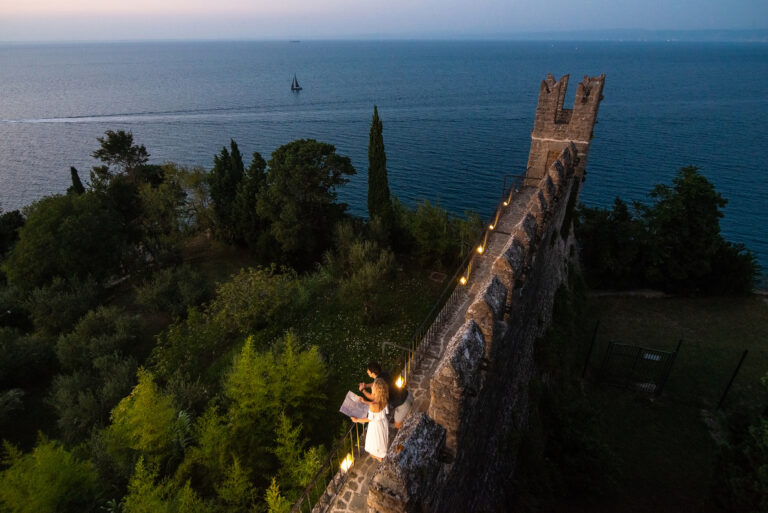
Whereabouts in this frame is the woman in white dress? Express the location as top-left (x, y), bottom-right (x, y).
top-left (352, 377), bottom-right (389, 461)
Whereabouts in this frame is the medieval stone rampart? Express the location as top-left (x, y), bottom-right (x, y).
top-left (364, 74), bottom-right (605, 513)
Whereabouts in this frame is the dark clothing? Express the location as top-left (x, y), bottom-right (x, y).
top-left (378, 370), bottom-right (407, 408)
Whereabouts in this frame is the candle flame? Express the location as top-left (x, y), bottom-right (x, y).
top-left (396, 376), bottom-right (404, 388)
top-left (340, 453), bottom-right (354, 472)
top-left (459, 276), bottom-right (467, 285)
top-left (476, 245), bottom-right (484, 254)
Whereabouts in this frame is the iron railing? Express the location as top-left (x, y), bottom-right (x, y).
top-left (288, 173), bottom-right (526, 513)
top-left (289, 422), bottom-right (365, 513)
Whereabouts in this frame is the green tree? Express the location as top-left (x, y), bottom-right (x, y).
top-left (136, 172), bottom-right (188, 267)
top-left (641, 166), bottom-right (727, 291)
top-left (67, 166), bottom-right (86, 195)
top-left (208, 140), bottom-right (246, 242)
top-left (0, 438), bottom-right (100, 513)
top-left (51, 307), bottom-right (139, 444)
top-left (23, 276), bottom-right (102, 335)
top-left (0, 328), bottom-right (55, 390)
top-left (367, 106), bottom-right (393, 237)
top-left (106, 368), bottom-right (181, 470)
top-left (264, 478), bottom-right (290, 513)
top-left (91, 130), bottom-right (149, 182)
top-left (576, 198), bottom-right (647, 289)
top-left (215, 457), bottom-right (256, 512)
top-left (0, 208), bottom-right (24, 257)
top-left (256, 139), bottom-right (356, 267)
top-left (232, 152), bottom-right (269, 251)
top-left (122, 457), bottom-right (207, 513)
top-left (576, 166), bottom-right (758, 294)
top-left (338, 240), bottom-right (396, 323)
top-left (3, 193), bottom-right (129, 290)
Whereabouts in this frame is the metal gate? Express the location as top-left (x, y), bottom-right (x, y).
top-left (599, 341), bottom-right (680, 397)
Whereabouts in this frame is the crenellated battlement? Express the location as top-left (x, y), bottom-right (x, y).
top-left (526, 73), bottom-right (605, 185)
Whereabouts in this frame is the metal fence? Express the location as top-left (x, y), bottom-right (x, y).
top-left (289, 422), bottom-right (364, 513)
top-left (288, 173), bottom-right (526, 513)
top-left (599, 341), bottom-right (680, 397)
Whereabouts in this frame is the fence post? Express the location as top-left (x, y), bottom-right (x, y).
top-left (654, 339), bottom-right (682, 398)
top-left (717, 350), bottom-right (749, 411)
top-left (582, 319), bottom-right (600, 378)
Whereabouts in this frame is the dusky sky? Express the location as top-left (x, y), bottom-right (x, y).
top-left (0, 0), bottom-right (766, 41)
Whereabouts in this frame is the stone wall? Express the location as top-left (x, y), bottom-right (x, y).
top-left (364, 72), bottom-right (604, 513)
top-left (367, 143), bottom-right (584, 512)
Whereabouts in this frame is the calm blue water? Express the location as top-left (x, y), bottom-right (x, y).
top-left (1, 41), bottom-right (766, 271)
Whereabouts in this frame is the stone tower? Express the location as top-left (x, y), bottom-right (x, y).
top-left (524, 73), bottom-right (605, 186)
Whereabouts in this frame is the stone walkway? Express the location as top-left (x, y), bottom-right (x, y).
top-left (325, 186), bottom-right (536, 513)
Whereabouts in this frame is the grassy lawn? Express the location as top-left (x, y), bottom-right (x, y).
top-left (566, 295), bottom-right (768, 513)
top-left (294, 270), bottom-right (446, 420)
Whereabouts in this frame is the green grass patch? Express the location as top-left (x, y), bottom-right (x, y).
top-left (294, 270), bottom-right (445, 411)
top-left (565, 295), bottom-right (768, 513)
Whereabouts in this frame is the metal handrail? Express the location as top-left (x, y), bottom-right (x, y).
top-left (289, 422), bottom-right (364, 513)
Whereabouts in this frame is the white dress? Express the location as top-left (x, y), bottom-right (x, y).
top-left (364, 405), bottom-right (389, 459)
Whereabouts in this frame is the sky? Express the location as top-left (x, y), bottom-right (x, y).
top-left (0, 0), bottom-right (766, 41)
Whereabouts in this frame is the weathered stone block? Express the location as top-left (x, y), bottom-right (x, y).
top-left (428, 320), bottom-right (485, 453)
top-left (501, 237), bottom-right (527, 277)
top-left (367, 413), bottom-right (446, 513)
top-left (540, 175), bottom-right (556, 206)
top-left (518, 213), bottom-right (537, 244)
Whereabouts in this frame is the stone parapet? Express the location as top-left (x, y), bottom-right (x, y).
top-left (367, 413), bottom-right (446, 513)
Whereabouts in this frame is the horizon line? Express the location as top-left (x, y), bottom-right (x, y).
top-left (2, 28), bottom-right (767, 45)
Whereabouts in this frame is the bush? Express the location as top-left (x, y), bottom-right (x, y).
top-left (713, 375), bottom-right (768, 512)
top-left (51, 307), bottom-right (141, 443)
top-left (135, 265), bottom-right (211, 318)
top-left (0, 328), bottom-right (56, 389)
top-left (0, 438), bottom-right (101, 513)
top-left (23, 276), bottom-right (102, 335)
top-left (392, 198), bottom-right (482, 268)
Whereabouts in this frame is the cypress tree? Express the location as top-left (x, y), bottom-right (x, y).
top-left (367, 106), bottom-right (392, 230)
top-left (208, 140), bottom-right (246, 242)
top-left (67, 167), bottom-right (86, 195)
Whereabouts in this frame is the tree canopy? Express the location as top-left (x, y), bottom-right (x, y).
top-left (256, 139), bottom-right (355, 267)
top-left (577, 166), bottom-right (759, 294)
top-left (2, 193), bottom-right (129, 290)
top-left (92, 130), bottom-right (149, 181)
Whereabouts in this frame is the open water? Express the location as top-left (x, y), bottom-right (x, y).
top-left (0, 41), bottom-right (766, 271)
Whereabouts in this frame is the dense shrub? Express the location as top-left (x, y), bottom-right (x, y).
top-left (2, 193), bottom-right (130, 290)
top-left (0, 438), bottom-right (101, 513)
top-left (0, 328), bottom-right (56, 389)
top-left (23, 276), bottom-right (102, 335)
top-left (151, 266), bottom-right (304, 384)
top-left (711, 371), bottom-right (768, 512)
top-left (391, 198), bottom-right (483, 268)
top-left (50, 307), bottom-right (141, 443)
top-left (135, 265), bottom-right (211, 318)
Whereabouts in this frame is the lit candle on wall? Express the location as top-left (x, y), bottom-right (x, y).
top-left (340, 453), bottom-right (353, 472)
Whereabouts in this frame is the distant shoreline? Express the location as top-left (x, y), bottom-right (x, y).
top-left (1, 29), bottom-right (767, 45)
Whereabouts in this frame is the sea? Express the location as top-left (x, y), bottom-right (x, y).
top-left (0, 41), bottom-right (766, 274)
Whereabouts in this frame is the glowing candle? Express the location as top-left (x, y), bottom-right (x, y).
top-left (340, 453), bottom-right (354, 472)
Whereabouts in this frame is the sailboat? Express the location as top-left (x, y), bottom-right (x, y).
top-left (291, 74), bottom-right (302, 92)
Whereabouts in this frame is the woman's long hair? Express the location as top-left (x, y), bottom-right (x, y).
top-left (372, 377), bottom-right (389, 409)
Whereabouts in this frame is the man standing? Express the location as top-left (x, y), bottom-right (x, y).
top-left (359, 361), bottom-right (414, 429)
